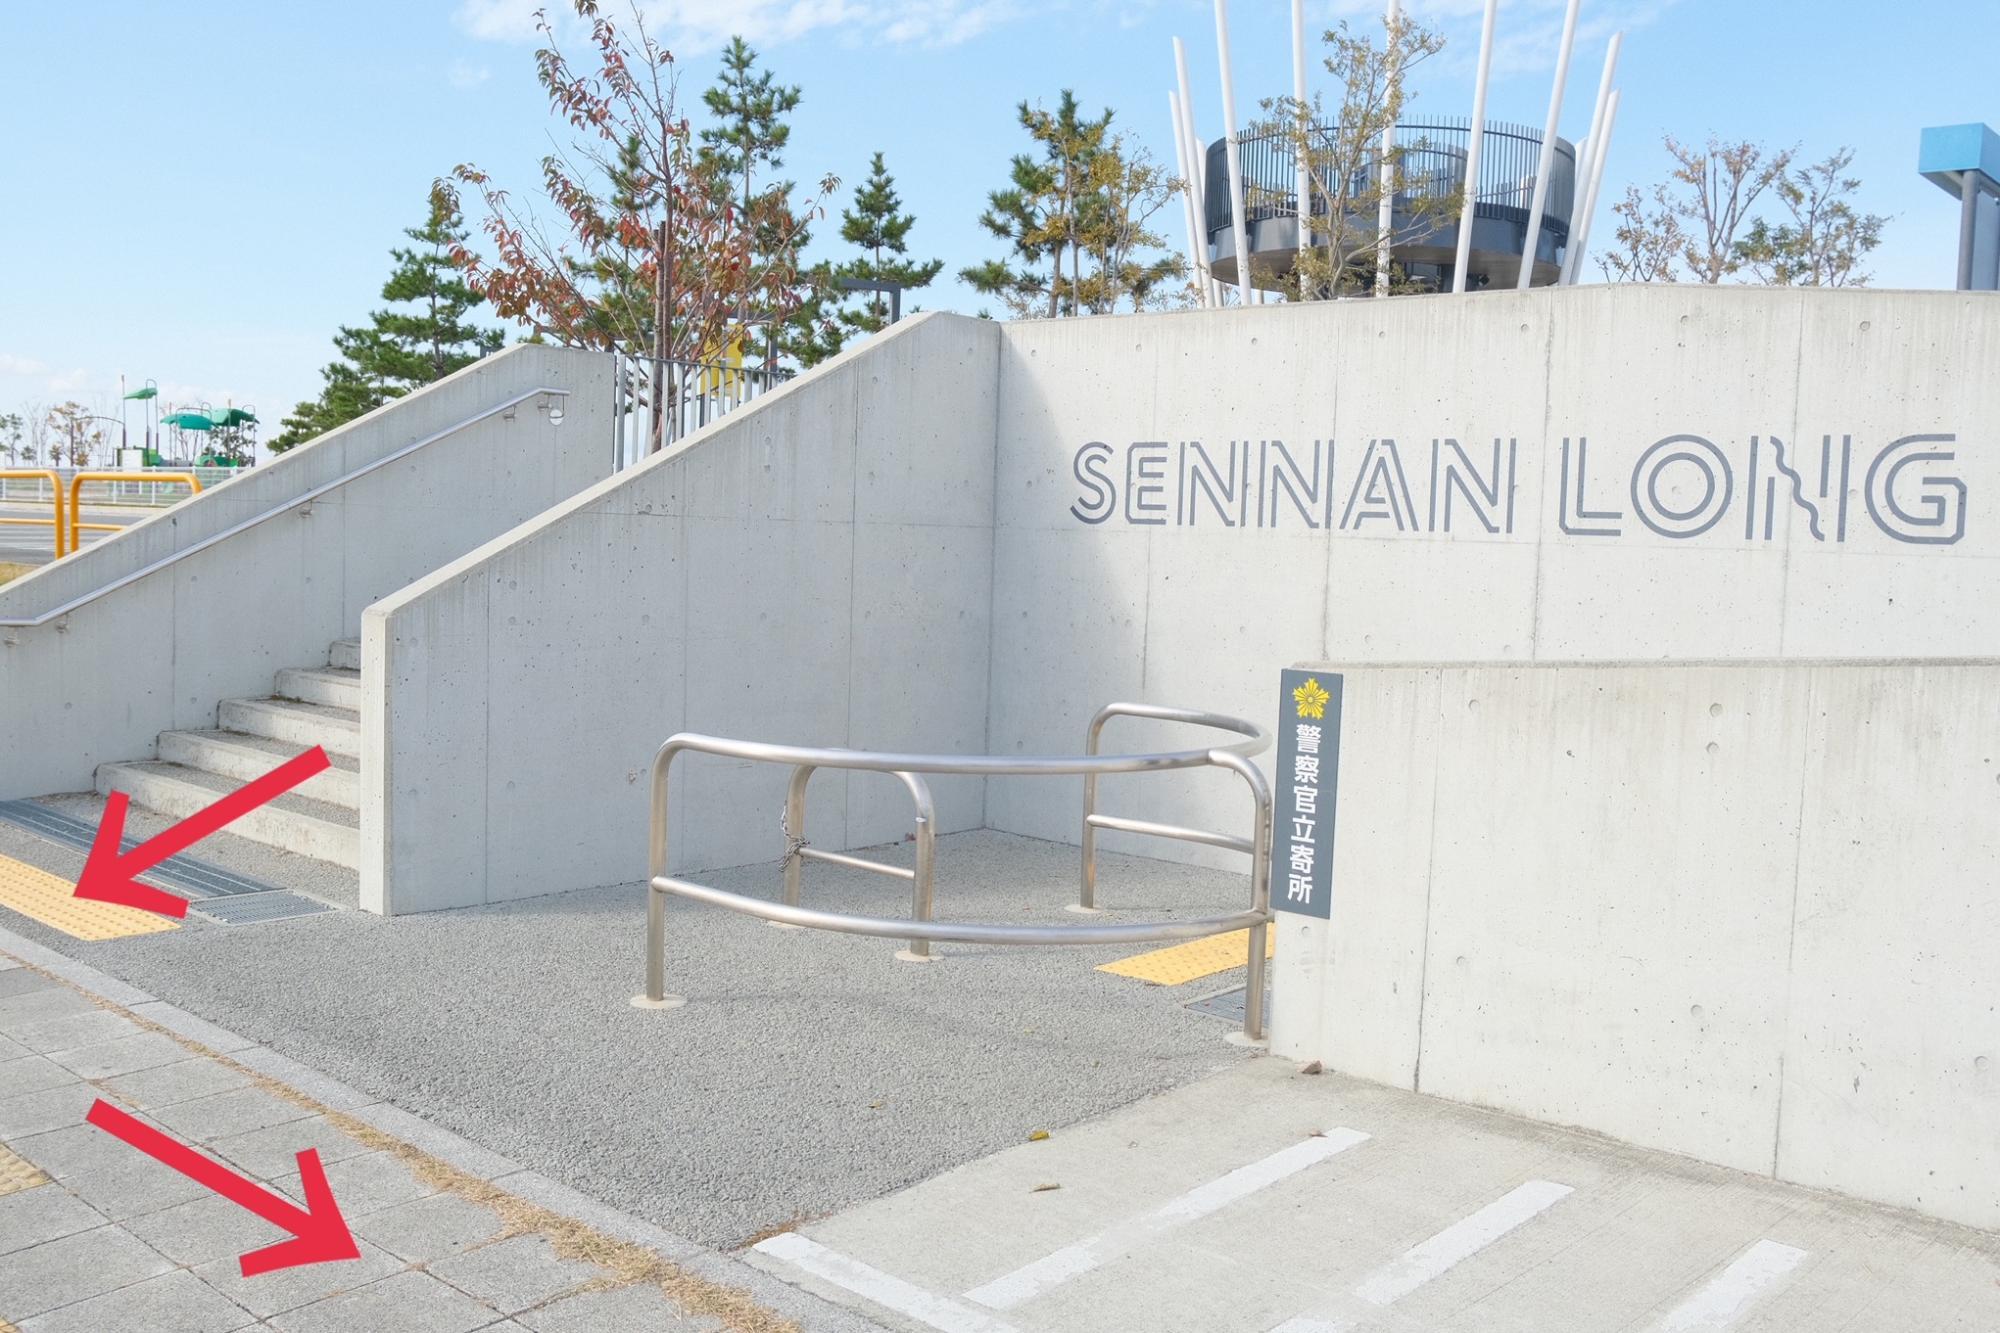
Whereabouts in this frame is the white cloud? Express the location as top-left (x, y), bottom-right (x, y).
top-left (448, 58), bottom-right (493, 89)
top-left (454, 0), bottom-right (1022, 53)
top-left (0, 353), bottom-right (46, 376)
top-left (46, 368), bottom-right (89, 393)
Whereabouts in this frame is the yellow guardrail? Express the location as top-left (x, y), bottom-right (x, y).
top-left (0, 470), bottom-right (66, 559)
top-left (65, 472), bottom-right (202, 555)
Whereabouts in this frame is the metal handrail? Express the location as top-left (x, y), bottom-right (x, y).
top-left (634, 706), bottom-right (1277, 1041)
top-left (64, 471), bottom-right (201, 555)
top-left (0, 387), bottom-right (570, 628)
top-left (0, 470), bottom-right (65, 559)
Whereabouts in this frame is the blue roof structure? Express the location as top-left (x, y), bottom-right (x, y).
top-left (1918, 122), bottom-right (2000, 198)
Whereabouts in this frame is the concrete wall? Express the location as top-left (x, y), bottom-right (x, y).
top-left (1268, 660), bottom-right (2000, 1233)
top-left (363, 313), bottom-right (1000, 914)
top-left (0, 345), bottom-right (612, 799)
top-left (983, 286), bottom-right (2000, 864)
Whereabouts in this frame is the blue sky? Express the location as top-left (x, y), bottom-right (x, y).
top-left (1, 0), bottom-right (1993, 453)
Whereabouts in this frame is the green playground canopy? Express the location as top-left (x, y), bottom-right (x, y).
top-left (158, 407), bottom-right (257, 431)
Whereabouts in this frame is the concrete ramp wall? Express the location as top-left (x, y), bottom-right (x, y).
top-left (0, 345), bottom-right (611, 800)
top-left (1270, 659), bottom-right (2000, 1233)
top-left (362, 314), bottom-right (1000, 913)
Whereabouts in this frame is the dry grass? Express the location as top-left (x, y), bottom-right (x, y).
top-left (10, 957), bottom-right (803, 1333)
top-left (0, 562), bottom-right (33, 586)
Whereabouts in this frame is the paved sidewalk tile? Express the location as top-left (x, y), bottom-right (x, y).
top-left (352, 1193), bottom-right (506, 1263)
top-left (0, 1055), bottom-right (76, 1098)
top-left (17, 1268), bottom-right (255, 1333)
top-left (0, 1225), bottom-right (176, 1320)
top-left (123, 1191), bottom-right (295, 1268)
top-left (8, 1010), bottom-right (142, 1056)
top-left (0, 1187), bottom-right (104, 1256)
top-left (428, 1233), bottom-right (600, 1314)
top-left (43, 1031), bottom-right (188, 1081)
top-left (152, 1087), bottom-right (314, 1144)
top-left (0, 988), bottom-right (97, 1033)
top-left (191, 1238), bottom-right (404, 1319)
top-left (268, 1269), bottom-right (496, 1333)
top-left (0, 1086), bottom-right (99, 1140)
top-left (516, 1282), bottom-right (726, 1332)
top-left (98, 1058), bottom-right (251, 1111)
top-left (207, 1114), bottom-right (373, 1181)
top-left (269, 1149), bottom-right (436, 1219)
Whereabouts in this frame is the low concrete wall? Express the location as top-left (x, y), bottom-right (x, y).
top-left (1270, 659), bottom-right (2000, 1232)
top-left (363, 313), bottom-right (1001, 914)
top-left (0, 345), bottom-right (612, 799)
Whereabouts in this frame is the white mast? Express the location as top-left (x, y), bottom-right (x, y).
top-left (1173, 37), bottom-right (1220, 307)
top-left (1565, 89), bottom-right (1620, 284)
top-left (1451, 0), bottom-right (1499, 293)
top-left (1168, 91), bottom-right (1209, 308)
top-left (1561, 32), bottom-right (1622, 284)
top-left (1515, 0), bottom-right (1582, 290)
top-left (1292, 0), bottom-right (1310, 282)
top-left (1213, 0), bottom-right (1254, 306)
top-left (1375, 0), bottom-right (1400, 295)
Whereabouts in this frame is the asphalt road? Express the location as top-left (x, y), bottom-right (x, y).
top-left (0, 815), bottom-right (1255, 1251)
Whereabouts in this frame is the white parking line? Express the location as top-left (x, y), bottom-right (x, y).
top-left (1268, 1180), bottom-right (1576, 1332)
top-left (1653, 1238), bottom-right (1808, 1331)
top-left (964, 1128), bottom-right (1372, 1311)
top-left (754, 1232), bottom-right (1024, 1333)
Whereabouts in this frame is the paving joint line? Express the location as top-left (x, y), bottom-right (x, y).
top-left (0, 920), bottom-right (891, 1333)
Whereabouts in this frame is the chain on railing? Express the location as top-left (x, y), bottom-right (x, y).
top-left (633, 704), bottom-right (1275, 1040)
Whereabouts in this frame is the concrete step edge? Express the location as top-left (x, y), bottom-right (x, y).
top-left (155, 731), bottom-right (361, 810)
top-left (94, 762), bottom-right (360, 870)
top-left (273, 667), bottom-right (361, 710)
top-left (217, 698), bottom-right (360, 759)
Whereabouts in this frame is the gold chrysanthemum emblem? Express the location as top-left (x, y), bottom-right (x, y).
top-left (1292, 677), bottom-right (1330, 720)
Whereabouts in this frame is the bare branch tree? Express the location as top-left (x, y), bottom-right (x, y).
top-left (1596, 184), bottom-right (1684, 282)
top-left (1661, 135), bottom-right (1792, 283)
top-left (1734, 148), bottom-right (1888, 287)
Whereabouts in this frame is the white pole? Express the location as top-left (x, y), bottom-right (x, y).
top-left (1173, 38), bottom-right (1220, 306)
top-left (1515, 0), bottom-right (1582, 290)
top-left (1292, 0), bottom-right (1310, 282)
top-left (1451, 0), bottom-right (1498, 293)
top-left (1561, 32), bottom-right (1622, 284)
top-left (1566, 89), bottom-right (1619, 284)
top-left (1375, 0), bottom-right (1400, 295)
top-left (1169, 90), bottom-right (1209, 308)
top-left (1214, 0), bottom-right (1254, 306)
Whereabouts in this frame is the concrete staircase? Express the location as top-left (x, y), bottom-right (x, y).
top-left (95, 639), bottom-right (363, 868)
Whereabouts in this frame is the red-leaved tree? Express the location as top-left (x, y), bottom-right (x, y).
top-left (435, 1), bottom-right (836, 450)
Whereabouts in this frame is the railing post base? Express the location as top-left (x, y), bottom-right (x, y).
top-left (893, 948), bottom-right (939, 964)
top-left (1223, 1029), bottom-right (1268, 1049)
top-left (1063, 903), bottom-right (1104, 916)
top-left (629, 993), bottom-right (686, 1010)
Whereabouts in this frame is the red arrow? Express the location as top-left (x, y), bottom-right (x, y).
top-left (75, 746), bottom-right (332, 918)
top-left (86, 1098), bottom-right (359, 1276)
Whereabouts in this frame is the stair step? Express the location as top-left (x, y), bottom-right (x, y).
top-left (217, 697), bottom-right (360, 759)
top-left (95, 761), bottom-right (359, 869)
top-left (157, 730), bottom-right (360, 809)
top-left (329, 638), bottom-right (361, 671)
top-left (274, 666), bottom-right (360, 711)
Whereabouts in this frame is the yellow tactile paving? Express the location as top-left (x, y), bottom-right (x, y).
top-left (1097, 927), bottom-right (1275, 985)
top-left (0, 852), bottom-right (178, 940)
top-left (0, 1144), bottom-right (48, 1197)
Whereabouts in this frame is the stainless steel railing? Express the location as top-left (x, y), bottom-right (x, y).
top-left (634, 703), bottom-right (1276, 1040)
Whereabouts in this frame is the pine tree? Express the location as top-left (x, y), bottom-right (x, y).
top-left (699, 36), bottom-right (822, 368)
top-left (835, 152), bottom-right (944, 337)
top-left (271, 196), bottom-right (503, 452)
top-left (963, 92), bottom-right (1113, 318)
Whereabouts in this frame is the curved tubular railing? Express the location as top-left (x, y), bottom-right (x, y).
top-left (65, 471), bottom-right (201, 555)
top-left (0, 470), bottom-right (65, 558)
top-left (636, 706), bottom-right (1277, 1040)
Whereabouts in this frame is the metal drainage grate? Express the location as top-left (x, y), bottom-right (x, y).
top-left (0, 800), bottom-right (277, 901)
top-left (1186, 983), bottom-right (1272, 1025)
top-left (190, 891), bottom-right (335, 926)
